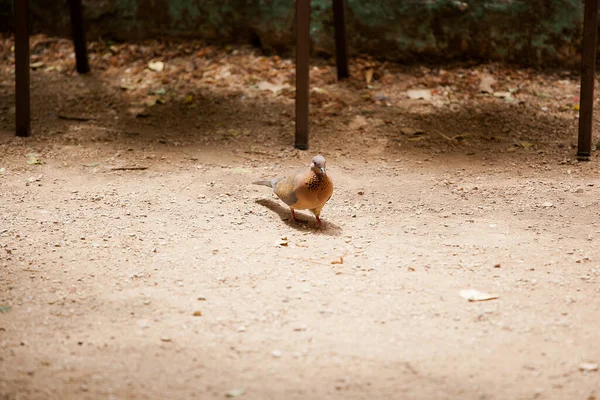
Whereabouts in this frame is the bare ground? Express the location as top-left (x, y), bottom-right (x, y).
top-left (1, 35), bottom-right (600, 400)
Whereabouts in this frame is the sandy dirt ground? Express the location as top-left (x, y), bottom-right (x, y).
top-left (1, 35), bottom-right (600, 399)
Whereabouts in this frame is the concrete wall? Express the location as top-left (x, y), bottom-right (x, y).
top-left (0, 0), bottom-right (589, 67)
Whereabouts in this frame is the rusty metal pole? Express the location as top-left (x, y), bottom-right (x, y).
top-left (68, 0), bottom-right (89, 74)
top-left (295, 0), bottom-right (310, 150)
top-left (14, 0), bottom-right (30, 137)
top-left (577, 0), bottom-right (599, 161)
top-left (332, 0), bottom-right (349, 80)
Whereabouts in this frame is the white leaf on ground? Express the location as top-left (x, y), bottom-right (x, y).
top-left (407, 89), bottom-right (432, 101)
top-left (460, 289), bottom-right (499, 302)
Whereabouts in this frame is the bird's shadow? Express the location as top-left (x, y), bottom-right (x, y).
top-left (255, 198), bottom-right (342, 236)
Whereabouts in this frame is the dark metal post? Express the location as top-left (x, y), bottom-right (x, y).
top-left (295, 0), bottom-right (310, 150)
top-left (577, 0), bottom-right (599, 161)
top-left (14, 0), bottom-right (30, 137)
top-left (332, 0), bottom-right (349, 80)
top-left (68, 0), bottom-right (89, 73)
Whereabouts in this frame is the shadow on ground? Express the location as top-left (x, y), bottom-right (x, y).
top-left (255, 198), bottom-right (342, 236)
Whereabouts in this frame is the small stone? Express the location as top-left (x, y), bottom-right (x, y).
top-left (272, 350), bottom-right (282, 358)
top-left (542, 202), bottom-right (553, 208)
top-left (575, 187), bottom-right (584, 193)
top-left (193, 311), bottom-right (202, 317)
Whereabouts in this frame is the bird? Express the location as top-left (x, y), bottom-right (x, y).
top-left (253, 154), bottom-right (334, 225)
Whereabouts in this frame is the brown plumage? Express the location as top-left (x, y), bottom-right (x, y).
top-left (253, 155), bottom-right (334, 225)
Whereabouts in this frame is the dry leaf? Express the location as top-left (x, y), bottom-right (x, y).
top-left (349, 115), bottom-right (368, 130)
top-left (520, 141), bottom-right (534, 149)
top-left (459, 289), bottom-right (499, 302)
top-left (479, 75), bottom-right (496, 93)
top-left (365, 68), bottom-right (374, 84)
top-left (580, 363), bottom-right (599, 372)
top-left (225, 389), bottom-right (245, 398)
top-left (406, 89), bottom-right (432, 101)
top-left (331, 257), bottom-right (344, 265)
top-left (148, 60), bottom-right (164, 72)
top-left (400, 127), bottom-right (424, 136)
top-left (257, 81), bottom-right (290, 94)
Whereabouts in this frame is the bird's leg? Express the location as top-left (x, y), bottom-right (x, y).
top-left (290, 208), bottom-right (298, 222)
top-left (312, 208), bottom-right (322, 226)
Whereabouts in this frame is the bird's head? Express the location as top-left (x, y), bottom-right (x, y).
top-left (311, 154), bottom-right (327, 176)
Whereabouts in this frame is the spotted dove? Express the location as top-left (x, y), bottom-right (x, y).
top-left (253, 155), bottom-right (334, 225)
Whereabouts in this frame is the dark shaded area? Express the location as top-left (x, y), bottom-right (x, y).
top-left (0, 0), bottom-right (590, 67)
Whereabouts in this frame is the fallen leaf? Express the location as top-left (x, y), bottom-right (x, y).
top-left (84, 162), bottom-right (100, 168)
top-left (128, 107), bottom-right (148, 117)
top-left (520, 141), bottom-right (534, 149)
top-left (349, 115), bottom-right (368, 130)
top-left (479, 75), bottom-right (496, 93)
top-left (148, 60), bottom-right (164, 72)
top-left (225, 388), bottom-right (245, 398)
top-left (493, 91), bottom-right (512, 99)
top-left (144, 96), bottom-right (159, 107)
top-left (365, 68), bottom-right (374, 84)
top-left (160, 336), bottom-right (172, 342)
top-left (542, 202), bottom-right (553, 208)
top-left (0, 306), bottom-right (11, 313)
top-left (183, 94), bottom-right (194, 104)
top-left (407, 89), bottom-right (432, 101)
top-left (400, 127), bottom-right (424, 136)
top-left (192, 310), bottom-right (202, 317)
top-left (30, 61), bottom-right (45, 69)
top-left (459, 289), bottom-right (499, 302)
top-left (256, 81), bottom-right (290, 94)
top-left (374, 94), bottom-right (390, 102)
top-left (26, 153), bottom-right (43, 165)
top-left (26, 175), bottom-right (43, 185)
top-left (312, 87), bottom-right (328, 94)
top-left (580, 363), bottom-right (599, 372)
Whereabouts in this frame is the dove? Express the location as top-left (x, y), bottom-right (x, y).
top-left (253, 154), bottom-right (333, 225)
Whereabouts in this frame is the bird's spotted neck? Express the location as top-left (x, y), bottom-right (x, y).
top-left (306, 172), bottom-right (328, 191)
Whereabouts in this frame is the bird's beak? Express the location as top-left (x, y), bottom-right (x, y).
top-left (320, 167), bottom-right (326, 175)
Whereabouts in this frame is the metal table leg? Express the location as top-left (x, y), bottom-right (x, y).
top-left (68, 0), bottom-right (90, 74)
top-left (295, 0), bottom-right (310, 150)
top-left (577, 0), bottom-right (599, 160)
top-left (14, 0), bottom-right (30, 137)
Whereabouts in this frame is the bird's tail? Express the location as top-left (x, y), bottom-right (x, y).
top-left (252, 179), bottom-right (275, 188)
